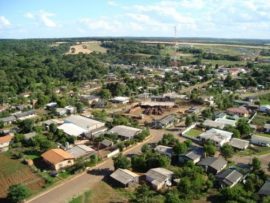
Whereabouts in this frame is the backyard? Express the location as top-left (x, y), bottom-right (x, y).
top-left (185, 128), bottom-right (203, 137)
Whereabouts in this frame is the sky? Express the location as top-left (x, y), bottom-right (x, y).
top-left (0, 0), bottom-right (270, 39)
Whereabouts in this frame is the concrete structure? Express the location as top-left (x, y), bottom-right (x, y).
top-left (198, 128), bottom-right (233, 147)
top-left (198, 157), bottom-right (227, 174)
top-left (154, 145), bottom-right (173, 157)
top-left (41, 149), bottom-right (74, 171)
top-left (264, 124), bottom-right (270, 133)
top-left (152, 114), bottom-right (175, 129)
top-left (110, 168), bottom-right (139, 187)
top-left (180, 148), bottom-right (203, 164)
top-left (216, 169), bottom-right (243, 188)
top-left (67, 145), bottom-right (96, 159)
top-left (251, 135), bottom-right (270, 147)
top-left (229, 138), bottom-right (249, 150)
top-left (203, 119), bottom-right (225, 129)
top-left (146, 168), bottom-right (174, 191)
top-left (108, 125), bottom-right (142, 140)
top-left (111, 96), bottom-right (129, 104)
top-left (0, 135), bottom-right (12, 152)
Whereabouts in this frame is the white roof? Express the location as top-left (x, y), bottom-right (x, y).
top-left (108, 125), bottom-right (141, 138)
top-left (64, 115), bottom-right (104, 131)
top-left (203, 119), bottom-right (225, 129)
top-left (58, 123), bottom-right (86, 137)
top-left (112, 97), bottom-right (129, 102)
top-left (110, 168), bottom-right (139, 185)
top-left (67, 145), bottom-right (96, 158)
top-left (215, 118), bottom-right (237, 127)
top-left (199, 128), bottom-right (233, 144)
top-left (141, 101), bottom-right (175, 107)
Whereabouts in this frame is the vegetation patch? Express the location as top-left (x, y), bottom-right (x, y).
top-left (185, 128), bottom-right (203, 137)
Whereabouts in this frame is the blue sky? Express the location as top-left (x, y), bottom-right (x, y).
top-left (0, 0), bottom-right (270, 39)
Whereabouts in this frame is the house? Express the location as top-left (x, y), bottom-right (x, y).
top-left (180, 148), bottom-right (204, 164)
top-left (229, 138), bottom-right (249, 150)
top-left (67, 145), bottom-right (96, 159)
top-left (259, 105), bottom-right (270, 114)
top-left (100, 139), bottom-right (114, 148)
top-left (58, 123), bottom-right (87, 137)
top-left (251, 135), bottom-right (270, 147)
top-left (24, 132), bottom-right (37, 141)
top-left (0, 135), bottom-right (12, 152)
top-left (14, 110), bottom-right (36, 121)
top-left (145, 168), bottom-right (174, 191)
top-left (198, 128), bottom-right (233, 147)
top-left (226, 107), bottom-right (249, 117)
top-left (264, 124), bottom-right (270, 133)
top-left (215, 118), bottom-right (237, 127)
top-left (46, 102), bottom-right (57, 110)
top-left (41, 149), bottom-right (74, 171)
top-left (152, 114), bottom-right (176, 129)
top-left (84, 126), bottom-right (108, 139)
top-left (155, 145), bottom-right (173, 157)
top-left (0, 116), bottom-right (16, 126)
top-left (80, 95), bottom-right (100, 106)
top-left (140, 101), bottom-right (175, 108)
top-left (198, 157), bottom-right (227, 174)
top-left (111, 96), bottom-right (130, 104)
top-left (110, 168), bottom-right (139, 187)
top-left (65, 106), bottom-right (76, 114)
top-left (216, 169), bottom-right (243, 188)
top-left (55, 108), bottom-right (67, 116)
top-left (203, 119), bottom-right (225, 129)
top-left (258, 180), bottom-right (270, 196)
top-left (108, 125), bottom-right (142, 140)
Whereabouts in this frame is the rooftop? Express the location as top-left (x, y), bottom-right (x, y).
top-left (65, 115), bottom-right (104, 131)
top-left (198, 157), bottom-right (227, 171)
top-left (216, 169), bottom-right (243, 187)
top-left (146, 168), bottom-right (173, 185)
top-left (58, 123), bottom-right (86, 137)
top-left (0, 135), bottom-right (12, 144)
top-left (110, 168), bottom-right (139, 185)
top-left (229, 138), bottom-right (249, 150)
top-left (67, 145), bottom-right (96, 159)
top-left (258, 180), bottom-right (270, 195)
top-left (108, 125), bottom-right (141, 139)
top-left (42, 149), bottom-right (73, 165)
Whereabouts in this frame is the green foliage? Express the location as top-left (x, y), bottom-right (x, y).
top-left (224, 125), bottom-right (241, 138)
top-left (99, 88), bottom-right (112, 99)
top-left (130, 184), bottom-right (157, 203)
top-left (173, 142), bottom-right (188, 155)
top-left (7, 184), bottom-right (31, 203)
top-left (18, 119), bottom-right (34, 133)
top-left (113, 153), bottom-right (131, 169)
top-left (159, 134), bottom-right (177, 146)
top-left (236, 119), bottom-right (252, 136)
top-left (203, 141), bottom-right (216, 156)
top-left (185, 116), bottom-right (193, 127)
top-left (220, 144), bottom-right (234, 159)
top-left (251, 157), bottom-right (261, 171)
top-left (92, 109), bottom-right (107, 121)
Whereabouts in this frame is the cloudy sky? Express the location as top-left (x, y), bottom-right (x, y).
top-left (0, 0), bottom-right (270, 39)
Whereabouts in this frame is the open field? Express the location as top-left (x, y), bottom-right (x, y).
top-left (0, 153), bottom-right (45, 198)
top-left (66, 41), bottom-right (107, 55)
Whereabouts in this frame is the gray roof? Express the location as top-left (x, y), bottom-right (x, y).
top-left (216, 169), bottom-right (243, 187)
top-left (101, 139), bottom-right (114, 147)
top-left (108, 125), bottom-right (141, 139)
top-left (229, 138), bottom-right (249, 150)
top-left (24, 132), bottom-right (37, 140)
top-left (203, 119), bottom-right (225, 129)
top-left (198, 157), bottom-right (227, 171)
top-left (155, 145), bottom-right (173, 156)
top-left (158, 115), bottom-right (175, 126)
top-left (258, 180), bottom-right (270, 195)
top-left (146, 168), bottom-right (173, 185)
top-left (185, 148), bottom-right (203, 161)
top-left (110, 168), bottom-right (139, 185)
top-left (67, 145), bottom-right (96, 159)
top-left (65, 115), bottom-right (104, 131)
top-left (0, 116), bottom-right (16, 123)
top-left (264, 124), bottom-right (270, 129)
top-left (15, 110), bottom-right (36, 118)
top-left (251, 135), bottom-right (270, 144)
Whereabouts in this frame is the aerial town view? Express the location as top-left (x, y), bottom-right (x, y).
top-left (0, 0), bottom-right (270, 203)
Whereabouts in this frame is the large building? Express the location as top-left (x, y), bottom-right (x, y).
top-left (198, 128), bottom-right (233, 147)
top-left (108, 125), bottom-right (142, 140)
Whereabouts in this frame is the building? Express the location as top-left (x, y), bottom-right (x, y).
top-left (110, 168), bottom-right (139, 187)
top-left (180, 148), bottom-right (203, 164)
top-left (0, 116), bottom-right (16, 126)
top-left (0, 135), bottom-right (12, 152)
top-left (251, 135), bottom-right (270, 147)
top-left (198, 128), bottom-right (233, 147)
top-left (80, 95), bottom-right (100, 106)
top-left (226, 107), bottom-right (249, 117)
top-left (145, 168), bottom-right (174, 191)
top-left (264, 124), bottom-right (270, 133)
top-left (229, 138), bottom-right (249, 150)
top-left (152, 114), bottom-right (176, 129)
top-left (24, 132), bottom-right (37, 141)
top-left (65, 106), bottom-right (76, 114)
top-left (100, 139), bottom-right (114, 148)
top-left (203, 119), bottom-right (225, 129)
top-left (216, 169), bottom-right (243, 188)
top-left (111, 96), bottom-right (130, 104)
top-left (198, 157), bottom-right (227, 174)
top-left (67, 145), bottom-right (96, 159)
top-left (14, 110), bottom-right (36, 120)
top-left (55, 108), bottom-right (67, 116)
top-left (258, 180), bottom-right (270, 196)
top-left (108, 125), bottom-right (142, 140)
top-left (41, 149), bottom-right (74, 171)
top-left (46, 102), bottom-right (57, 110)
top-left (259, 105), bottom-right (270, 114)
top-left (215, 118), bottom-right (237, 127)
top-left (140, 101), bottom-right (175, 108)
top-left (58, 123), bottom-right (87, 137)
top-left (155, 145), bottom-right (173, 157)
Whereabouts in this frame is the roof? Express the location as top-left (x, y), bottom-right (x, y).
top-left (229, 138), bottom-right (249, 150)
top-left (198, 157), bottom-right (227, 171)
top-left (227, 107), bottom-right (249, 115)
top-left (158, 115), bottom-right (175, 125)
top-left (185, 148), bottom-right (203, 160)
top-left (108, 125), bottom-right (141, 139)
top-left (0, 135), bottom-right (12, 144)
top-left (141, 101), bottom-right (175, 107)
top-left (42, 149), bottom-right (73, 165)
top-left (146, 168), bottom-right (173, 185)
top-left (110, 168), bottom-right (139, 185)
top-left (199, 128), bottom-right (233, 144)
top-left (67, 145), bottom-right (96, 159)
top-left (15, 110), bottom-right (36, 118)
top-left (0, 116), bottom-right (16, 123)
top-left (215, 118), bottom-right (237, 127)
top-left (203, 119), bottom-right (225, 129)
top-left (216, 169), bottom-right (243, 186)
top-left (258, 180), bottom-right (270, 195)
top-left (264, 124), bottom-right (270, 129)
top-left (24, 132), bottom-right (37, 140)
top-left (64, 115), bottom-right (104, 131)
top-left (111, 96), bottom-right (129, 102)
top-left (155, 145), bottom-right (173, 156)
top-left (101, 139), bottom-right (114, 147)
top-left (251, 135), bottom-right (270, 143)
top-left (58, 123), bottom-right (86, 137)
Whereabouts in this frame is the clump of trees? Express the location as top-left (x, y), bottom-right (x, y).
top-left (7, 184), bottom-right (31, 203)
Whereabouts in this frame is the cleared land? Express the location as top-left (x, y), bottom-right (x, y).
top-left (66, 41), bottom-right (107, 55)
top-left (0, 153), bottom-right (45, 198)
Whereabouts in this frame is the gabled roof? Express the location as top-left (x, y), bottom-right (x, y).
top-left (203, 119), bottom-right (225, 129)
top-left (229, 138), bottom-right (249, 150)
top-left (258, 180), bottom-right (270, 195)
top-left (264, 124), bottom-right (270, 129)
top-left (0, 116), bottom-right (16, 122)
top-left (64, 115), bottom-right (104, 131)
top-left (158, 115), bottom-right (175, 125)
top-left (58, 123), bottom-right (86, 137)
top-left (67, 145), bottom-right (96, 159)
top-left (216, 169), bottom-right (243, 187)
top-left (0, 135), bottom-right (12, 144)
top-left (108, 125), bottom-right (141, 139)
top-left (227, 107), bottom-right (249, 115)
top-left (146, 168), bottom-right (173, 185)
top-left (42, 149), bottom-right (73, 165)
top-left (110, 168), bottom-right (139, 185)
top-left (185, 148), bottom-right (203, 160)
top-left (155, 145), bottom-right (173, 156)
top-left (198, 157), bottom-right (227, 171)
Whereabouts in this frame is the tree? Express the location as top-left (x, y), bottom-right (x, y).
top-left (159, 134), bottom-right (177, 146)
top-left (251, 157), bottom-right (261, 171)
top-left (18, 119), bottom-right (34, 133)
top-left (185, 116), bottom-right (192, 127)
top-left (100, 88), bottom-right (112, 100)
top-left (141, 144), bottom-right (151, 153)
top-left (130, 184), bottom-right (156, 203)
top-left (113, 154), bottom-right (131, 169)
top-left (165, 189), bottom-right (181, 203)
top-left (75, 102), bottom-right (84, 113)
top-left (173, 142), bottom-right (188, 155)
top-left (204, 141), bottom-right (216, 156)
top-left (220, 144), bottom-right (234, 159)
top-left (0, 120), bottom-right (4, 128)
top-left (236, 119), bottom-right (252, 137)
top-left (7, 184), bottom-right (31, 203)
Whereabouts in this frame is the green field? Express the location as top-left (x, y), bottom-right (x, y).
top-left (86, 41), bottom-right (107, 53)
top-left (185, 128), bottom-right (203, 137)
top-left (251, 113), bottom-right (270, 126)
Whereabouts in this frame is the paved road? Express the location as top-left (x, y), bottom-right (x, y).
top-left (27, 130), bottom-right (165, 203)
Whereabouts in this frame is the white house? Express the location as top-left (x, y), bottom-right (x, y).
top-left (146, 168), bottom-right (174, 191)
top-left (111, 96), bottom-right (130, 104)
top-left (198, 128), bottom-right (233, 147)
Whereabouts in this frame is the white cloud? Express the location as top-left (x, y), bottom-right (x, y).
top-left (24, 10), bottom-right (57, 28)
top-left (0, 16), bottom-right (11, 28)
top-left (108, 0), bottom-right (118, 7)
top-left (24, 12), bottom-right (34, 19)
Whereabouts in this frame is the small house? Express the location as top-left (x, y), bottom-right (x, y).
top-left (155, 145), bottom-right (173, 158)
top-left (152, 114), bottom-right (176, 129)
top-left (0, 135), bottom-right (12, 152)
top-left (180, 148), bottom-right (203, 164)
top-left (251, 135), bottom-right (270, 147)
top-left (264, 124), bottom-right (270, 133)
top-left (198, 157), bottom-right (227, 174)
top-left (111, 96), bottom-right (130, 104)
top-left (67, 145), bottom-right (96, 159)
top-left (216, 169), bottom-right (243, 188)
top-left (258, 180), bottom-right (270, 196)
top-left (0, 116), bottom-right (16, 126)
top-left (226, 107), bottom-right (249, 117)
top-left (229, 138), bottom-right (249, 150)
top-left (110, 168), bottom-right (139, 187)
top-left (14, 110), bottom-right (36, 121)
top-left (198, 128), bottom-right (233, 147)
top-left (108, 125), bottom-right (142, 140)
top-left (145, 168), bottom-right (174, 191)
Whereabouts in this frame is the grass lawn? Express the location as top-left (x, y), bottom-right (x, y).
top-left (86, 41), bottom-right (107, 53)
top-left (251, 113), bottom-right (270, 126)
top-left (69, 191), bottom-right (92, 203)
top-left (260, 99), bottom-right (270, 105)
top-left (236, 146), bottom-right (270, 156)
top-left (256, 133), bottom-right (270, 138)
top-left (185, 128), bottom-right (203, 137)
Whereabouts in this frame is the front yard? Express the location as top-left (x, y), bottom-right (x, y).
top-left (185, 128), bottom-right (203, 137)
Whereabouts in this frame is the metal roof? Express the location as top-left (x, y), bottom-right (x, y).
top-left (65, 115), bottom-right (104, 131)
top-left (229, 138), bottom-right (249, 150)
top-left (258, 180), bottom-right (270, 195)
top-left (198, 157), bottom-right (227, 171)
top-left (108, 125), bottom-right (141, 139)
top-left (110, 168), bottom-right (139, 185)
top-left (216, 169), bottom-right (243, 187)
top-left (146, 168), bottom-right (173, 185)
top-left (67, 145), bottom-right (96, 159)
